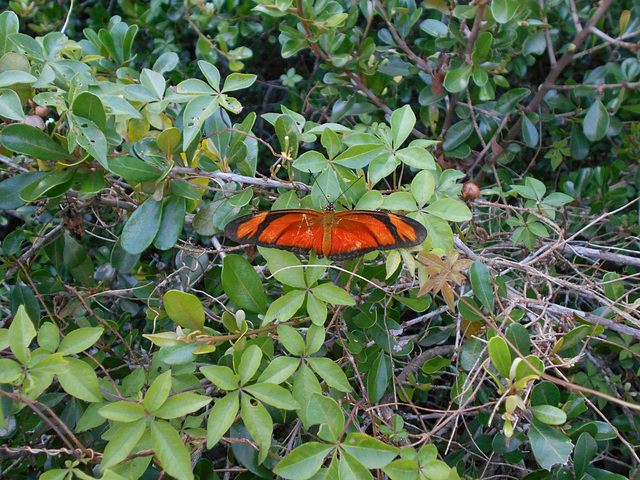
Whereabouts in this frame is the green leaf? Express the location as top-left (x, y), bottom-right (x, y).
top-left (72, 92), bottom-right (106, 130)
top-left (0, 172), bottom-right (47, 209)
top-left (531, 405), bottom-right (567, 425)
top-left (183, 95), bottom-right (219, 150)
top-left (342, 433), bottom-right (399, 469)
top-left (488, 336), bottom-right (511, 378)
top-left (528, 418), bottom-right (574, 471)
top-left (522, 114), bottom-right (539, 147)
top-left (310, 284), bottom-right (356, 306)
top-left (8, 305), bottom-right (36, 365)
top-left (207, 390), bottom-right (240, 448)
top-left (293, 151), bottom-right (329, 173)
top-left (56, 327), bottom-right (102, 355)
top-left (0, 11), bottom-right (20, 57)
top-left (574, 432), bottom-right (597, 479)
top-left (257, 356), bottom-right (299, 385)
top-left (443, 65), bottom-right (472, 93)
top-left (222, 73), bottom-right (257, 92)
top-left (0, 124), bottom-right (72, 161)
top-left (307, 357), bottom-right (352, 393)
top-left (263, 289), bottom-right (306, 325)
top-left (424, 198), bottom-right (472, 222)
top-left (73, 115), bottom-right (108, 168)
top-left (243, 382), bottom-right (300, 409)
top-left (390, 105), bottom-right (415, 148)
top-left (306, 292), bottom-right (328, 326)
top-left (0, 88), bottom-right (24, 120)
top-left (163, 290), bottom-right (205, 331)
top-left (99, 401), bottom-right (146, 423)
top-left (261, 248), bottom-right (306, 289)
top-left (306, 393), bottom-right (344, 443)
top-left (153, 392), bottom-right (211, 419)
top-left (491, 0), bottom-right (518, 23)
top-left (442, 120), bottom-right (473, 152)
top-left (107, 156), bottom-right (161, 182)
top-left (383, 459), bottom-right (420, 480)
top-left (469, 261), bottom-right (494, 310)
top-left (20, 168), bottom-right (75, 202)
top-left (420, 19), bottom-right (448, 37)
top-left (121, 198), bottom-right (163, 254)
top-left (154, 196), bottom-right (186, 250)
top-left (0, 358), bottom-right (22, 383)
top-left (100, 418), bottom-right (146, 471)
top-left (333, 143), bottom-right (382, 169)
top-left (150, 419), bottom-right (195, 480)
top-left (276, 324), bottom-right (306, 356)
top-left (496, 88), bottom-right (530, 114)
top-left (602, 272), bottom-right (623, 301)
top-left (57, 357), bottom-right (102, 402)
top-left (273, 442), bottom-right (334, 480)
top-left (238, 344), bottom-right (262, 385)
top-left (143, 370), bottom-right (173, 412)
top-left (583, 98), bottom-right (610, 142)
top-left (200, 365), bottom-right (240, 390)
top-left (222, 254), bottom-right (268, 314)
top-left (241, 394), bottom-right (273, 464)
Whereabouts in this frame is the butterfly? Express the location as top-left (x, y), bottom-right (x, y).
top-left (224, 202), bottom-right (427, 260)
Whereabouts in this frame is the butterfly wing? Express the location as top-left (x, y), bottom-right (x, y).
top-left (224, 210), bottom-right (325, 256)
top-left (329, 211), bottom-right (427, 259)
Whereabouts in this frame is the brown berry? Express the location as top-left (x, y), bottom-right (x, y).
top-left (35, 106), bottom-right (51, 118)
top-left (462, 182), bottom-right (480, 201)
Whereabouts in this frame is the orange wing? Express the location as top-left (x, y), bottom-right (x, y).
top-left (224, 208), bottom-right (427, 260)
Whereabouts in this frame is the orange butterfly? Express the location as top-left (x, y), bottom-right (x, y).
top-left (224, 203), bottom-right (427, 260)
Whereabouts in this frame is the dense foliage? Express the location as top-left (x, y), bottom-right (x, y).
top-left (0, 1), bottom-right (639, 479)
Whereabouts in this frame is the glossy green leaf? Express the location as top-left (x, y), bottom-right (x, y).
top-left (529, 418), bottom-right (573, 471)
top-left (107, 156), bottom-right (161, 182)
top-left (238, 344), bottom-right (262, 385)
top-left (183, 95), bottom-right (219, 150)
top-left (469, 261), bottom-right (494, 310)
top-left (256, 355), bottom-right (299, 384)
top-left (207, 390), bottom-right (240, 448)
top-left (0, 172), bottom-right (46, 209)
top-left (72, 92), bottom-right (106, 130)
top-left (574, 432), bottom-right (597, 479)
top-left (0, 358), bottom-right (22, 383)
top-left (150, 419), bottom-right (194, 480)
top-left (163, 290), bottom-right (205, 331)
top-left (240, 394), bottom-right (273, 464)
top-left (0, 88), bottom-right (24, 120)
top-left (425, 198), bottom-right (472, 222)
top-left (19, 168), bottom-right (75, 202)
top-left (153, 392), bottom-right (211, 419)
top-left (200, 365), bottom-right (240, 391)
top-left (99, 401), bottom-right (146, 423)
top-left (8, 305), bottom-right (36, 365)
top-left (531, 405), bottom-right (567, 425)
top-left (100, 418), bottom-right (146, 471)
top-left (491, 0), bottom-right (518, 23)
top-left (488, 336), bottom-right (511, 378)
top-left (73, 115), bottom-right (108, 168)
top-left (121, 198), bottom-right (163, 254)
top-left (273, 442), bottom-right (334, 480)
top-left (57, 357), bottom-right (102, 402)
top-left (0, 124), bottom-right (72, 161)
top-left (307, 357), bottom-right (352, 392)
top-left (222, 254), bottom-right (268, 314)
top-left (243, 382), bottom-right (300, 409)
top-left (58, 327), bottom-right (103, 355)
top-left (222, 72), bottom-right (257, 93)
top-left (154, 196), bottom-right (185, 250)
top-left (263, 289), bottom-right (306, 325)
top-left (442, 120), bottom-right (473, 152)
top-left (583, 98), bottom-right (610, 142)
top-left (390, 105), bottom-right (415, 147)
top-left (277, 324), bottom-right (306, 356)
top-left (143, 370), bottom-right (172, 412)
top-left (443, 65), bottom-right (472, 93)
top-left (496, 88), bottom-right (530, 114)
top-left (342, 433), bottom-right (399, 469)
top-left (310, 284), bottom-right (355, 306)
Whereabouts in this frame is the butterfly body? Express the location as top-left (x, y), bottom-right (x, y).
top-left (224, 204), bottom-right (427, 260)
